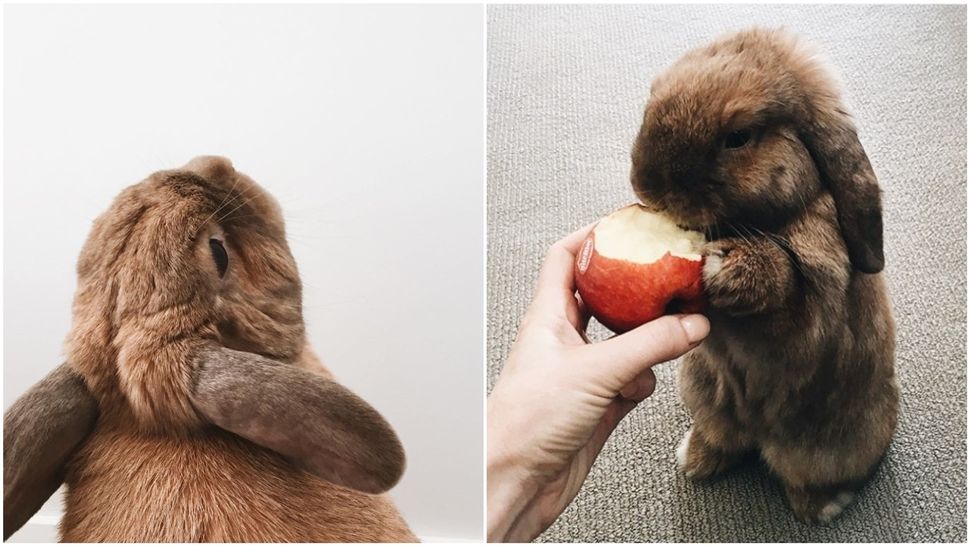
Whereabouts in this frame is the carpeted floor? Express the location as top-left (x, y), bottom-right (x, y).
top-left (486, 5), bottom-right (966, 542)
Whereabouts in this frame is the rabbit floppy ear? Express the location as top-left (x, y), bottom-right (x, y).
top-left (757, 29), bottom-right (883, 272)
top-left (190, 346), bottom-right (405, 494)
top-left (181, 155), bottom-right (236, 184)
top-left (800, 106), bottom-right (885, 273)
top-left (4, 364), bottom-right (98, 540)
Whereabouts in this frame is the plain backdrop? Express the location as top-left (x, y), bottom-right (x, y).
top-left (4, 4), bottom-right (483, 542)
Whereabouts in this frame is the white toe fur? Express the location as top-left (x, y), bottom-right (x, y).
top-left (817, 491), bottom-right (855, 523)
top-left (703, 253), bottom-right (723, 280)
top-left (675, 429), bottom-right (692, 473)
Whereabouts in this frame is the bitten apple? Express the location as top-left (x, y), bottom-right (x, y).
top-left (575, 204), bottom-right (706, 334)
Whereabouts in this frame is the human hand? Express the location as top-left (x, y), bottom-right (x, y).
top-left (486, 223), bottom-right (710, 542)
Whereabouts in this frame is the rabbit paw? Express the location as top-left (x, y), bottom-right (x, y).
top-left (701, 242), bottom-right (729, 279)
top-left (785, 484), bottom-right (857, 524)
top-left (676, 428), bottom-right (744, 481)
top-left (701, 240), bottom-right (747, 309)
top-left (701, 239), bottom-right (743, 280)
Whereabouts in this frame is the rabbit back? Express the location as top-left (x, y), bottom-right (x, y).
top-left (60, 420), bottom-right (417, 542)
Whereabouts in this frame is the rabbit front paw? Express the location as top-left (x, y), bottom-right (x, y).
top-left (701, 239), bottom-right (748, 310)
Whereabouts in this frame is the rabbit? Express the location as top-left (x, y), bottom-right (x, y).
top-left (629, 28), bottom-right (898, 523)
top-left (3, 156), bottom-right (418, 542)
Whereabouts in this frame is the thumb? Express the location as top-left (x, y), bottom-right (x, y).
top-left (584, 314), bottom-right (710, 393)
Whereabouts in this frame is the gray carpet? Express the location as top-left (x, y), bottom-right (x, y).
top-left (486, 5), bottom-right (966, 542)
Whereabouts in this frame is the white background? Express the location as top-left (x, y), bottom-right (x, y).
top-left (3, 4), bottom-right (483, 542)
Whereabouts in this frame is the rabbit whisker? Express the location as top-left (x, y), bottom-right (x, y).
top-left (195, 174), bottom-right (245, 236)
top-left (218, 194), bottom-right (259, 223)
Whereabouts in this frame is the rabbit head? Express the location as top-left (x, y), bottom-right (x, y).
top-left (66, 157), bottom-right (304, 430)
top-left (630, 27), bottom-right (884, 273)
top-left (57, 157), bottom-right (405, 494)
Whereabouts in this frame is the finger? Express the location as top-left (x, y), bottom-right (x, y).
top-left (619, 368), bottom-right (656, 401)
top-left (558, 221), bottom-right (598, 255)
top-left (565, 293), bottom-right (591, 333)
top-left (532, 222), bottom-right (597, 308)
top-left (575, 294), bottom-right (591, 332)
top-left (584, 314), bottom-right (709, 392)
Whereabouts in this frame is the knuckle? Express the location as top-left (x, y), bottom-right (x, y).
top-left (546, 240), bottom-right (568, 258)
top-left (659, 315), bottom-right (691, 351)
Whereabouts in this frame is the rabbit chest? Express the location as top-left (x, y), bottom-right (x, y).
top-left (690, 313), bottom-right (844, 431)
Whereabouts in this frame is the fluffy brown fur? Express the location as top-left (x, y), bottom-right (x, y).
top-left (5, 156), bottom-right (416, 542)
top-left (630, 29), bottom-right (898, 523)
top-left (60, 426), bottom-right (413, 542)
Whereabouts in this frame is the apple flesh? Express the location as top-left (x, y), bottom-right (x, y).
top-left (575, 204), bottom-right (706, 334)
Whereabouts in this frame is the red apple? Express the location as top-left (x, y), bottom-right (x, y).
top-left (575, 204), bottom-right (706, 334)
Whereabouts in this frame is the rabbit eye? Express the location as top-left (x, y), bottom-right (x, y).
top-left (724, 129), bottom-right (752, 149)
top-left (209, 239), bottom-right (229, 278)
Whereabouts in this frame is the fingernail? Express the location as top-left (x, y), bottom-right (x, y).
top-left (679, 315), bottom-right (710, 344)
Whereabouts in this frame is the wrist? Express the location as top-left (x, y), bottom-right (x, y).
top-left (486, 401), bottom-right (540, 542)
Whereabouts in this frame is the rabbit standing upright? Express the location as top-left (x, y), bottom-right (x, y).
top-left (4, 157), bottom-right (418, 542)
top-left (630, 29), bottom-right (898, 523)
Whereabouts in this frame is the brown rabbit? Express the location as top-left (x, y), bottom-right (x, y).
top-left (3, 156), bottom-right (418, 542)
top-left (630, 29), bottom-right (898, 523)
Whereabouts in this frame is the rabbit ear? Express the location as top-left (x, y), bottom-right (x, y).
top-left (190, 346), bottom-right (405, 494)
top-left (800, 101), bottom-right (885, 273)
top-left (4, 364), bottom-right (98, 540)
top-left (181, 155), bottom-right (236, 184)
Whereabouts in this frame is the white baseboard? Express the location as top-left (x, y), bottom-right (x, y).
top-left (6, 514), bottom-right (60, 543)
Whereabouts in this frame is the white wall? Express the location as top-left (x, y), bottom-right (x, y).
top-left (3, 4), bottom-right (483, 542)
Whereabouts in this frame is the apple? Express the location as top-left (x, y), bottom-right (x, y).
top-left (575, 204), bottom-right (706, 334)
